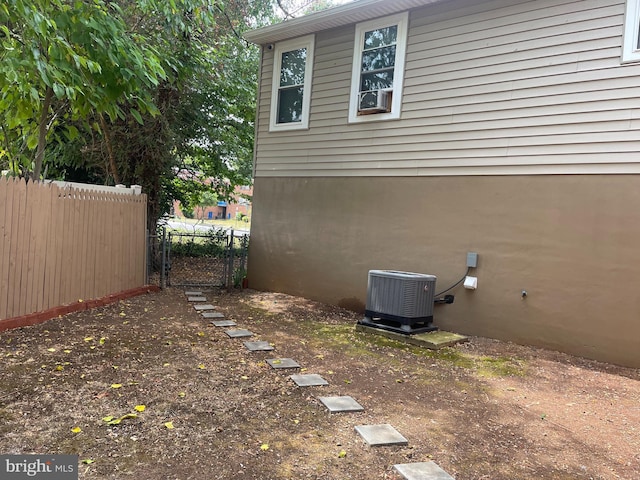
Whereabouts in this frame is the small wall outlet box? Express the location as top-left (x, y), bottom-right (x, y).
top-left (463, 276), bottom-right (478, 290)
top-left (466, 252), bottom-right (478, 268)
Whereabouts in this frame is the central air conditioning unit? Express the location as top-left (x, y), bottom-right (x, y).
top-left (358, 89), bottom-right (390, 113)
top-left (360, 270), bottom-right (438, 334)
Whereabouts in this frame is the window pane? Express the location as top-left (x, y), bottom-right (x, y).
top-left (361, 46), bottom-right (396, 72)
top-left (363, 25), bottom-right (397, 50)
top-left (360, 71), bottom-right (394, 91)
top-left (277, 86), bottom-right (304, 123)
top-left (280, 48), bottom-right (307, 87)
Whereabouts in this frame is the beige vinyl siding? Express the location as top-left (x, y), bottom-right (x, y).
top-left (254, 0), bottom-right (640, 177)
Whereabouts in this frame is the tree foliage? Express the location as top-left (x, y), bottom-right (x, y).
top-left (1, 0), bottom-right (338, 229)
top-left (0, 0), bottom-right (165, 178)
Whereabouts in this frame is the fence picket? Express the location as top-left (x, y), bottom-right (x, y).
top-left (0, 177), bottom-right (12, 318)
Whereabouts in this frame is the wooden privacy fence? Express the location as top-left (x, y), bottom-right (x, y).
top-left (0, 177), bottom-right (147, 320)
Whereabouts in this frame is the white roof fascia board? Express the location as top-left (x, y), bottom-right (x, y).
top-left (244, 0), bottom-right (445, 45)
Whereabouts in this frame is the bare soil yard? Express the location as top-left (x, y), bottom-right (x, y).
top-left (1, 287), bottom-right (638, 479)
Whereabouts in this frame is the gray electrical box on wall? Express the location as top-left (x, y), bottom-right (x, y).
top-left (467, 252), bottom-right (478, 268)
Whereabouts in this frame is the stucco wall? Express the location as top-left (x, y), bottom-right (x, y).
top-left (248, 175), bottom-right (640, 367)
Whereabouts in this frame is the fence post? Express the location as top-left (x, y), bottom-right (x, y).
top-left (226, 229), bottom-right (234, 288)
top-left (160, 227), bottom-right (167, 289)
top-left (145, 228), bottom-right (150, 285)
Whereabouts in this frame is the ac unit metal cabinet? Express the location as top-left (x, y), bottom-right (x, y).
top-left (362, 270), bottom-right (437, 334)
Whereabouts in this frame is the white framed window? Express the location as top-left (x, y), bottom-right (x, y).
top-left (348, 12), bottom-right (409, 123)
top-left (269, 35), bottom-right (315, 131)
top-left (623, 0), bottom-right (640, 62)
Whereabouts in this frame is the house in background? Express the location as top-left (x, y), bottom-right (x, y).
top-left (244, 0), bottom-right (640, 368)
top-left (173, 185), bottom-right (253, 221)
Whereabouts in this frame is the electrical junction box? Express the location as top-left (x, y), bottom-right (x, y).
top-left (466, 252), bottom-right (478, 268)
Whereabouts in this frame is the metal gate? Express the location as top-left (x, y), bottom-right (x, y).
top-left (165, 228), bottom-right (248, 288)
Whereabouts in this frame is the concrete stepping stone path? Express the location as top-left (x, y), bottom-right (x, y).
top-left (210, 320), bottom-right (237, 327)
top-left (188, 296), bottom-right (207, 302)
top-left (355, 424), bottom-right (408, 447)
top-left (244, 341), bottom-right (275, 351)
top-left (319, 396), bottom-right (364, 413)
top-left (194, 304), bottom-right (216, 311)
top-left (181, 290), bottom-right (448, 478)
top-left (393, 462), bottom-right (455, 480)
top-left (225, 329), bottom-right (254, 338)
top-left (266, 358), bottom-right (300, 369)
top-left (289, 374), bottom-right (328, 387)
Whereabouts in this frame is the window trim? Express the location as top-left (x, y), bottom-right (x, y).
top-left (622, 0), bottom-right (640, 62)
top-left (348, 12), bottom-right (409, 123)
top-left (269, 35), bottom-right (315, 132)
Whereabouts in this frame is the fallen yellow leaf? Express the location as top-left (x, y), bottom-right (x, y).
top-left (84, 337), bottom-right (93, 342)
top-left (99, 337), bottom-right (106, 345)
top-left (178, 392), bottom-right (186, 398)
top-left (71, 427), bottom-right (82, 434)
top-left (197, 364), bottom-right (205, 370)
top-left (47, 348), bottom-right (56, 352)
top-left (110, 384), bottom-right (122, 389)
top-left (55, 365), bottom-right (64, 371)
top-left (260, 443), bottom-right (269, 451)
top-left (164, 421), bottom-right (174, 429)
top-left (134, 405), bottom-right (146, 412)
top-left (81, 459), bottom-right (94, 465)
top-left (241, 375), bottom-right (249, 380)
top-left (63, 349), bottom-right (71, 354)
top-left (102, 416), bottom-right (114, 422)
top-left (338, 450), bottom-right (347, 458)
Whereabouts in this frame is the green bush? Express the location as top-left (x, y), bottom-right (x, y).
top-left (169, 229), bottom-right (229, 258)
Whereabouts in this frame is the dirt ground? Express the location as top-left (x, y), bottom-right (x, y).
top-left (1, 287), bottom-right (639, 480)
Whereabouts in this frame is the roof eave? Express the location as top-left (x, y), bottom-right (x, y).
top-left (243, 0), bottom-right (446, 45)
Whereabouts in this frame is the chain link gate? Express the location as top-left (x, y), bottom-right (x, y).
top-left (163, 229), bottom-right (248, 288)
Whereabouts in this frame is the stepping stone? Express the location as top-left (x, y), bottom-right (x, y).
top-left (290, 374), bottom-right (328, 387)
top-left (266, 358), bottom-right (300, 369)
top-left (225, 329), bottom-right (254, 338)
top-left (201, 312), bottom-right (224, 319)
top-left (244, 341), bottom-right (275, 351)
top-left (188, 296), bottom-right (207, 302)
top-left (393, 462), bottom-right (455, 480)
top-left (319, 396), bottom-right (364, 413)
top-left (354, 424), bottom-right (408, 447)
top-left (184, 291), bottom-right (202, 296)
top-left (210, 320), bottom-right (236, 327)
top-left (194, 304), bottom-right (216, 311)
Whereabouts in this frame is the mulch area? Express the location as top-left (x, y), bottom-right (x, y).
top-left (0, 287), bottom-right (638, 479)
